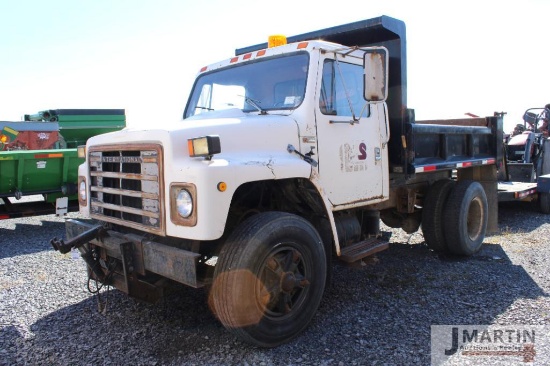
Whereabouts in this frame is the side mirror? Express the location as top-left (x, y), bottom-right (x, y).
top-left (363, 47), bottom-right (388, 103)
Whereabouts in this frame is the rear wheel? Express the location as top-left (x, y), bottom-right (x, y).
top-left (443, 180), bottom-right (488, 256)
top-left (210, 212), bottom-right (326, 347)
top-left (421, 179), bottom-right (455, 252)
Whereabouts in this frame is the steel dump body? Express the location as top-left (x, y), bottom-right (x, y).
top-left (409, 117), bottom-right (501, 175)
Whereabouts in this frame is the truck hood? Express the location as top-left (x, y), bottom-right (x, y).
top-left (86, 109), bottom-right (302, 159)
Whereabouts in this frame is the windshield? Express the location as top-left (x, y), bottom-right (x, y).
top-left (184, 52), bottom-right (309, 118)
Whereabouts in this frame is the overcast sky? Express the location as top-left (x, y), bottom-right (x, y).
top-left (1, 0), bottom-right (549, 132)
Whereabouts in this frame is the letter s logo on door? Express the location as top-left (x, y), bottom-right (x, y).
top-left (358, 143), bottom-right (367, 160)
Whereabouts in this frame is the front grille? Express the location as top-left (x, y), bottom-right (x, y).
top-left (89, 144), bottom-right (164, 234)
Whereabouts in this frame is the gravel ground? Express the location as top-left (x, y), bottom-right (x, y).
top-left (1, 201), bottom-right (549, 365)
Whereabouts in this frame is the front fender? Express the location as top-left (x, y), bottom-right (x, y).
top-left (165, 152), bottom-right (312, 240)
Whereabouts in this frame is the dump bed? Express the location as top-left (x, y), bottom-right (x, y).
top-left (408, 115), bottom-right (502, 175)
top-left (237, 16), bottom-right (500, 177)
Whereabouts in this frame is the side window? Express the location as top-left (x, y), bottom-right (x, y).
top-left (319, 60), bottom-right (368, 117)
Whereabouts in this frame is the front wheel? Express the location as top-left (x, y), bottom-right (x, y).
top-left (210, 212), bottom-right (327, 347)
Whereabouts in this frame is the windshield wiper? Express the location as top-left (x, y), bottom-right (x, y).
top-left (243, 96), bottom-right (267, 115)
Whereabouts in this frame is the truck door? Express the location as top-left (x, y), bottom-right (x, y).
top-left (315, 56), bottom-right (388, 207)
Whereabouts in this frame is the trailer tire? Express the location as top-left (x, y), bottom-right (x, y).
top-left (210, 212), bottom-right (326, 347)
top-left (443, 180), bottom-right (488, 256)
top-left (421, 179), bottom-right (455, 252)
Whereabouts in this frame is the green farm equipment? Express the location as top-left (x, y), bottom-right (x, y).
top-left (0, 109), bottom-right (125, 219)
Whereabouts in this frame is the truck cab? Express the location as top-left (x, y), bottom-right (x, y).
top-left (184, 38), bottom-right (390, 209)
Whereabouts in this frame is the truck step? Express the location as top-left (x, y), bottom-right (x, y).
top-left (339, 237), bottom-right (389, 263)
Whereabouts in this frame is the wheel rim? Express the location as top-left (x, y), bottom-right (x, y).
top-left (257, 243), bottom-right (311, 320)
top-left (467, 196), bottom-right (484, 240)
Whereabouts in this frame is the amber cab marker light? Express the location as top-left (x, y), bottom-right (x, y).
top-left (268, 35), bottom-right (287, 48)
top-left (217, 182), bottom-right (227, 192)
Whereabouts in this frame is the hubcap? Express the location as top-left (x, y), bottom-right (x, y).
top-left (259, 246), bottom-right (310, 318)
top-left (467, 197), bottom-right (484, 240)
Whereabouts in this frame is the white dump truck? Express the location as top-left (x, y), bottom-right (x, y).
top-left (52, 16), bottom-right (508, 347)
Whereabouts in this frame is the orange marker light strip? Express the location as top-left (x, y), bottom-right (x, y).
top-left (230, 57), bottom-right (239, 63)
top-left (297, 42), bottom-right (309, 49)
top-left (200, 66), bottom-right (208, 72)
top-left (256, 50), bottom-right (266, 57)
top-left (243, 53), bottom-right (252, 60)
top-left (34, 153), bottom-right (63, 158)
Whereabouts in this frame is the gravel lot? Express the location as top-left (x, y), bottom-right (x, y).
top-left (1, 201), bottom-right (549, 365)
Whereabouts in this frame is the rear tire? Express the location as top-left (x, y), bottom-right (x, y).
top-left (422, 179), bottom-right (455, 252)
top-left (443, 180), bottom-right (488, 256)
top-left (210, 212), bottom-right (326, 347)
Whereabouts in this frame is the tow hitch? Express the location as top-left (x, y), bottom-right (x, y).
top-left (50, 224), bottom-right (105, 254)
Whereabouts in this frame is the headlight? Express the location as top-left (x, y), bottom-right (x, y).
top-left (170, 183), bottom-right (197, 226)
top-left (187, 135), bottom-right (221, 159)
top-left (176, 189), bottom-right (193, 218)
top-left (78, 177), bottom-right (87, 207)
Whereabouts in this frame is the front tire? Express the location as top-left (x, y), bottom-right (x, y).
top-left (210, 212), bottom-right (327, 347)
top-left (443, 180), bottom-right (488, 256)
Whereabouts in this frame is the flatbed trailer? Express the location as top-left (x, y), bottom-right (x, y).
top-left (496, 118), bottom-right (550, 211)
